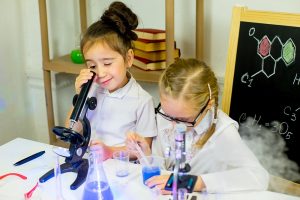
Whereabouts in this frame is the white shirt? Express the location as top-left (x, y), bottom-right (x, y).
top-left (86, 75), bottom-right (157, 146)
top-left (152, 109), bottom-right (269, 193)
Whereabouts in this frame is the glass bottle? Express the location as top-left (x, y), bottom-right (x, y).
top-left (82, 149), bottom-right (114, 200)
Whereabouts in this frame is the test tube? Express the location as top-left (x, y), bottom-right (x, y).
top-left (53, 149), bottom-right (65, 200)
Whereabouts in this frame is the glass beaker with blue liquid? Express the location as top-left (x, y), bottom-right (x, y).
top-left (139, 156), bottom-right (164, 185)
top-left (82, 149), bottom-right (113, 200)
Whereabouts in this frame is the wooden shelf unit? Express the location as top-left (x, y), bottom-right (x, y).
top-left (38, 0), bottom-right (203, 145)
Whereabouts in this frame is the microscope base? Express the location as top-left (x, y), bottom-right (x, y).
top-left (39, 159), bottom-right (89, 190)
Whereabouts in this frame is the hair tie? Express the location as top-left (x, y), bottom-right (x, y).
top-left (208, 83), bottom-right (212, 100)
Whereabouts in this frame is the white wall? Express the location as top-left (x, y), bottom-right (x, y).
top-left (0, 0), bottom-right (36, 144)
top-left (1, 0), bottom-right (300, 145)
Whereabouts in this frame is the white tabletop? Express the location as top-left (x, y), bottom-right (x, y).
top-left (0, 138), bottom-right (299, 200)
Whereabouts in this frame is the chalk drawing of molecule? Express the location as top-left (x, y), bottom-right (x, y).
top-left (241, 27), bottom-right (296, 86)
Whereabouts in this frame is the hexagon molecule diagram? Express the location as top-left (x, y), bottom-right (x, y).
top-left (248, 27), bottom-right (296, 79)
top-left (282, 38), bottom-right (296, 66)
top-left (258, 35), bottom-right (271, 58)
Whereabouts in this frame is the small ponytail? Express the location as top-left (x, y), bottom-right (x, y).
top-left (194, 104), bottom-right (218, 148)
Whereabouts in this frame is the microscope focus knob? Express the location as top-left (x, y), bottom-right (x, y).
top-left (87, 97), bottom-right (97, 110)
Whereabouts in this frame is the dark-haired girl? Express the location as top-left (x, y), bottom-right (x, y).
top-left (67, 1), bottom-right (157, 160)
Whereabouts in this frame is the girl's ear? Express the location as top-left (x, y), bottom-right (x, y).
top-left (126, 49), bottom-right (134, 68)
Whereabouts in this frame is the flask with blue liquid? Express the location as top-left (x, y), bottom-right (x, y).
top-left (82, 149), bottom-right (113, 200)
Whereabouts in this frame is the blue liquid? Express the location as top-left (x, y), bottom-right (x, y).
top-left (116, 169), bottom-right (129, 177)
top-left (142, 166), bottom-right (161, 184)
top-left (82, 181), bottom-right (114, 200)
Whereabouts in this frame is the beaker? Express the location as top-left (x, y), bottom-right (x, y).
top-left (82, 149), bottom-right (114, 200)
top-left (139, 156), bottom-right (164, 185)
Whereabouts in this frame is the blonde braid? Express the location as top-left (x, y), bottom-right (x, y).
top-left (194, 104), bottom-right (218, 148)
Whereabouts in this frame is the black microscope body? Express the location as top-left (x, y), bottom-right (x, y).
top-left (39, 72), bottom-right (97, 190)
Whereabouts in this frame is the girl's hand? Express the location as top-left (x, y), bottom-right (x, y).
top-left (89, 140), bottom-right (113, 161)
top-left (126, 131), bottom-right (151, 157)
top-left (69, 120), bottom-right (83, 133)
top-left (146, 175), bottom-right (205, 194)
top-left (75, 69), bottom-right (94, 94)
top-left (145, 175), bottom-right (171, 195)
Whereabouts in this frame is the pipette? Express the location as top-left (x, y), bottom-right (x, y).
top-left (134, 142), bottom-right (151, 167)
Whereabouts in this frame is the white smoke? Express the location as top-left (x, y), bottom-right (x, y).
top-left (239, 117), bottom-right (300, 182)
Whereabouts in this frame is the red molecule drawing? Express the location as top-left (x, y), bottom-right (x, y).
top-left (258, 36), bottom-right (271, 57)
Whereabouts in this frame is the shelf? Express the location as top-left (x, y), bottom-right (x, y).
top-left (44, 55), bottom-right (163, 82)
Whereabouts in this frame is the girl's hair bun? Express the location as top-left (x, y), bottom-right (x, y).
top-left (100, 1), bottom-right (138, 40)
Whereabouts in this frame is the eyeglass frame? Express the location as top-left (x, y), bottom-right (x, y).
top-left (155, 99), bottom-right (210, 127)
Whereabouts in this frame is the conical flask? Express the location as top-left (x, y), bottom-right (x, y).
top-left (82, 149), bottom-right (114, 200)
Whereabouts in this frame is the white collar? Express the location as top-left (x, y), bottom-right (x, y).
top-left (98, 72), bottom-right (136, 98)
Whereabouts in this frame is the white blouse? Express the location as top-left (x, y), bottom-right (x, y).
top-left (86, 75), bottom-right (157, 146)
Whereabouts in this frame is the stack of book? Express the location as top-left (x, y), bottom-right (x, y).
top-left (132, 28), bottom-right (180, 71)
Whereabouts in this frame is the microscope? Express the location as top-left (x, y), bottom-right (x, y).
top-left (164, 124), bottom-right (197, 200)
top-left (39, 72), bottom-right (97, 190)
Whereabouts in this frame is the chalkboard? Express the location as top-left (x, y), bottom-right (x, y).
top-left (222, 7), bottom-right (300, 171)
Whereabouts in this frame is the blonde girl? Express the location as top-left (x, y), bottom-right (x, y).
top-left (127, 58), bottom-right (269, 194)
